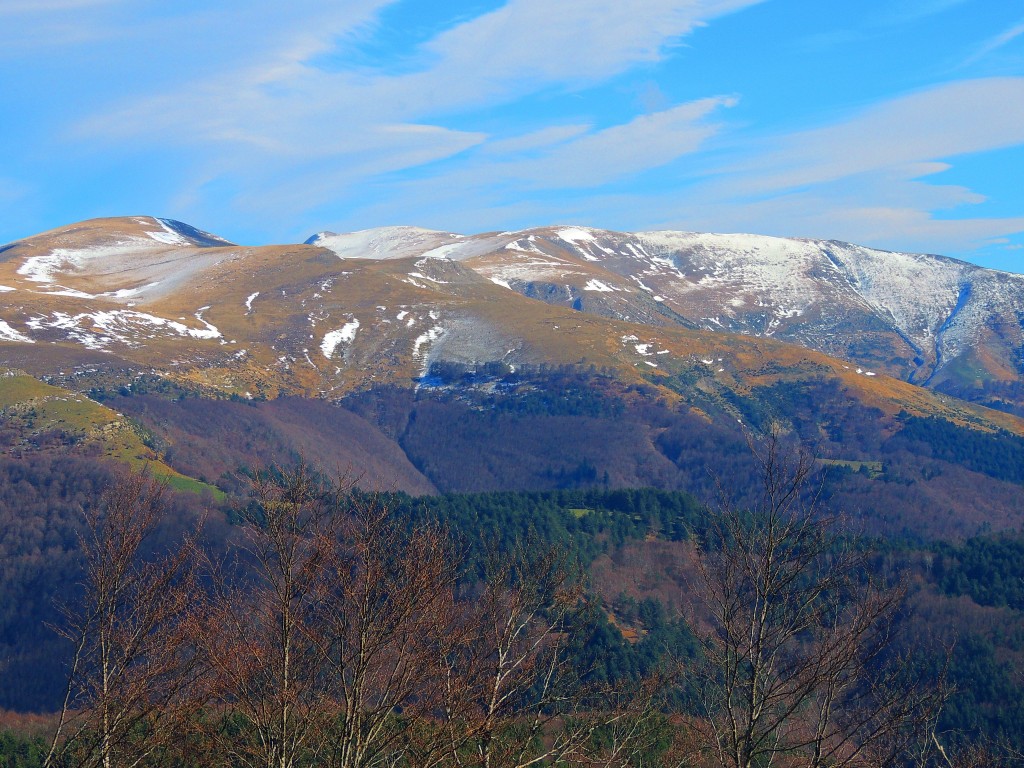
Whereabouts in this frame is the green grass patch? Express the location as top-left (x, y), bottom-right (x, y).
top-left (2, 371), bottom-right (224, 501)
top-left (0, 374), bottom-right (65, 408)
top-left (159, 470), bottom-right (227, 501)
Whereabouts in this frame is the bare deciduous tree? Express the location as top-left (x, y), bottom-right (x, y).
top-left (692, 430), bottom-right (948, 768)
top-left (194, 468), bottom-right (463, 768)
top-left (434, 538), bottom-right (663, 768)
top-left (450, 540), bottom-right (587, 768)
top-left (314, 492), bottom-right (460, 768)
top-left (194, 464), bottom-right (338, 768)
top-left (39, 468), bottom-right (626, 768)
top-left (45, 469), bottom-right (202, 768)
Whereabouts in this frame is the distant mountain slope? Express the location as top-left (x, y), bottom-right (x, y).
top-left (6, 217), bottom-right (1024, 744)
top-left (1, 217), bottom-right (1021, 436)
top-left (311, 225), bottom-right (1024, 413)
top-left (0, 367), bottom-right (219, 496)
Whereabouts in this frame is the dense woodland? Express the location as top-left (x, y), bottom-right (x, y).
top-left (1, 446), bottom-right (1023, 765)
top-left (88, 370), bottom-right (1024, 542)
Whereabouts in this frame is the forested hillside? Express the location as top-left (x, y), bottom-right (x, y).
top-left (1, 453), bottom-right (1022, 765)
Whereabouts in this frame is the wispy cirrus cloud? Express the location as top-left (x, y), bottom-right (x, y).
top-left (407, 0), bottom-right (760, 102)
top-left (488, 97), bottom-right (737, 188)
top-left (880, 0), bottom-right (971, 24)
top-left (712, 78), bottom-right (1024, 197)
top-left (389, 76), bottom-right (1024, 259)
top-left (7, 0), bottom-right (1022, 270)
top-left (636, 78), bottom-right (1024, 255)
top-left (664, 187), bottom-right (1024, 256)
top-left (0, 0), bottom-right (121, 14)
top-left (67, 0), bottom-right (760, 229)
top-left (330, 95), bottom-right (738, 237)
top-left (962, 19), bottom-right (1024, 66)
top-left (75, 0), bottom-right (759, 143)
top-left (483, 125), bottom-right (591, 156)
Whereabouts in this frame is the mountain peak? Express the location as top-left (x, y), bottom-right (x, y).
top-left (305, 226), bottom-right (462, 261)
top-left (5, 216), bottom-right (233, 252)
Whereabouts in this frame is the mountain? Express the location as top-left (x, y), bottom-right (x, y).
top-left (1, 217), bottom-right (1020, 417)
top-left (310, 225), bottom-right (1024, 414)
top-left (3, 216), bottom-right (1024, 541)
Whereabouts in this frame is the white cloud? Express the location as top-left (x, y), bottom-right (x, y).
top-left (962, 20), bottom-right (1024, 66)
top-left (76, 0), bottom-right (760, 146)
top-left (62, 0), bottom-right (758, 232)
top-left (683, 195), bottom-right (1024, 255)
top-left (414, 0), bottom-right (761, 97)
top-left (881, 0), bottom-right (971, 24)
top-left (242, 124), bottom-right (485, 202)
top-left (634, 79), bottom-right (1024, 255)
top-left (484, 125), bottom-right (591, 155)
top-left (715, 78), bottom-right (1024, 197)
top-left (344, 96), bottom-right (735, 221)
top-left (0, 9), bottom-right (117, 52)
top-left (0, 0), bottom-right (120, 13)
top-left (504, 97), bottom-right (737, 188)
top-left (466, 78), bottom-right (1024, 257)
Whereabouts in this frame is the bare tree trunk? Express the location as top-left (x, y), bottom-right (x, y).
top-left (44, 468), bottom-right (203, 768)
top-left (194, 463), bottom-right (336, 768)
top-left (693, 428), bottom-right (948, 768)
top-left (434, 537), bottom-right (663, 768)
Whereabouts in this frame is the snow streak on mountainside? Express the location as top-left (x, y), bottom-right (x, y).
top-left (305, 227), bottom-right (461, 260)
top-left (2, 217), bottom-right (1023, 423)
top-left (623, 232), bottom-right (1024, 385)
top-left (415, 225), bottom-right (1024, 409)
top-left (310, 223), bottom-right (1024, 406)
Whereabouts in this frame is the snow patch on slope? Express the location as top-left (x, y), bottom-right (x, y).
top-left (419, 234), bottom-right (513, 261)
top-left (109, 282), bottom-right (161, 299)
top-left (14, 218), bottom-right (226, 287)
top-left (152, 218), bottom-right (232, 247)
top-left (17, 242), bottom-right (158, 284)
top-left (307, 227), bottom-right (459, 260)
top-left (146, 218), bottom-right (191, 245)
top-left (0, 320), bottom-right (33, 343)
top-left (556, 227), bottom-right (597, 245)
top-left (321, 319), bottom-right (360, 359)
top-left (553, 227), bottom-right (618, 261)
top-left (412, 318), bottom-right (447, 379)
top-left (25, 309), bottom-right (222, 349)
top-left (814, 241), bottom-right (999, 363)
top-left (413, 326), bottom-right (443, 357)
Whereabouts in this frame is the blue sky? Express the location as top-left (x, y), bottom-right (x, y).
top-left (2, 0), bottom-right (1023, 272)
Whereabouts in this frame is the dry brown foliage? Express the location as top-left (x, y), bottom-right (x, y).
top-left (44, 468), bottom-right (202, 768)
top-left (690, 429), bottom-right (950, 768)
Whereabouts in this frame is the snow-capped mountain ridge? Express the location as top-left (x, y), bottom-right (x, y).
top-left (2, 216), bottom-right (1022, 418)
top-left (308, 223), bottom-right (1024, 406)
